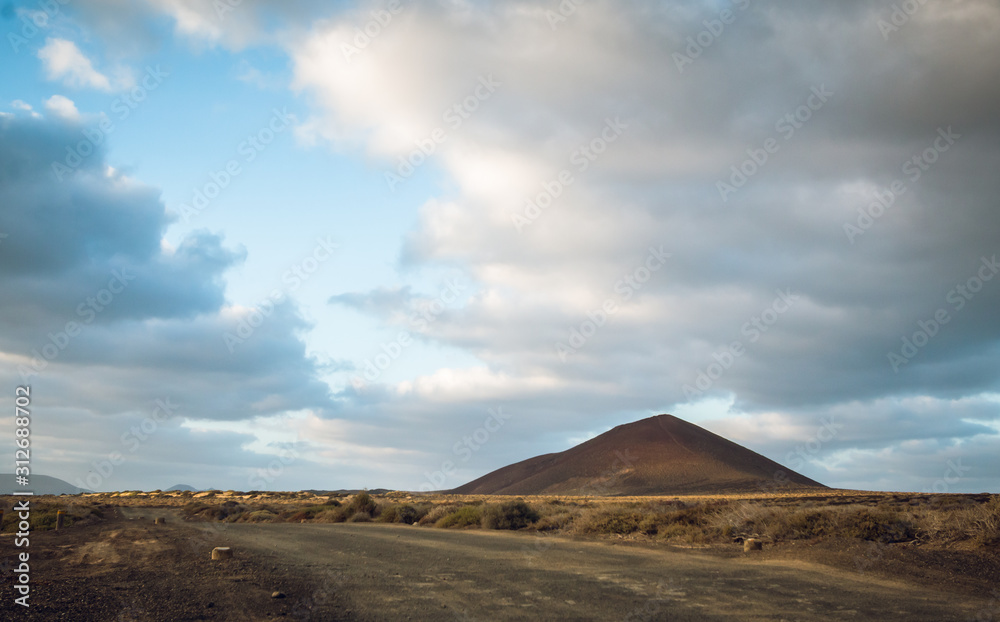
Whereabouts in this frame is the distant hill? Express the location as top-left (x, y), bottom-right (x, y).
top-left (166, 484), bottom-right (199, 492)
top-left (450, 414), bottom-right (826, 496)
top-left (301, 488), bottom-right (392, 496)
top-left (0, 474), bottom-right (85, 495)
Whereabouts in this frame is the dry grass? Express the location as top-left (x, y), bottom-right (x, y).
top-left (8, 490), bottom-right (998, 550)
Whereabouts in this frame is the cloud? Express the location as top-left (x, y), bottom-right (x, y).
top-left (22, 0), bottom-right (1000, 492)
top-left (0, 113), bottom-right (336, 487)
top-left (42, 94), bottom-right (80, 120)
top-left (63, 0), bottom-right (346, 52)
top-left (37, 38), bottom-right (115, 91)
top-left (287, 0), bottom-right (1000, 491)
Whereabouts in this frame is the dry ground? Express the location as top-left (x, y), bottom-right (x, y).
top-left (1, 491), bottom-right (998, 620)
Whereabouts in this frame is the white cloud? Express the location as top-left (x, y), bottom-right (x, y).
top-left (43, 94), bottom-right (80, 120)
top-left (37, 38), bottom-right (117, 91)
top-left (10, 100), bottom-right (33, 111)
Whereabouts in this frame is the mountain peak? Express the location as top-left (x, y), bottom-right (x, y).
top-left (450, 414), bottom-right (825, 495)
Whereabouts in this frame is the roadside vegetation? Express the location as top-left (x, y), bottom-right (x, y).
top-left (5, 491), bottom-right (997, 550)
top-left (0, 498), bottom-right (109, 532)
top-left (169, 491), bottom-right (1000, 550)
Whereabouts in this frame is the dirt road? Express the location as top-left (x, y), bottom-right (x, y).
top-left (185, 515), bottom-right (989, 621)
top-left (2, 506), bottom-right (992, 621)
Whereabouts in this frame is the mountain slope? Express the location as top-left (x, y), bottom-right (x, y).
top-left (0, 474), bottom-right (85, 495)
top-left (451, 414), bottom-right (825, 495)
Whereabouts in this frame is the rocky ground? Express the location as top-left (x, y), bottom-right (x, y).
top-left (0, 506), bottom-right (348, 621)
top-left (2, 502), bottom-right (997, 621)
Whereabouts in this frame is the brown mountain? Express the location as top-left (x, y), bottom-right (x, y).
top-left (450, 414), bottom-right (826, 495)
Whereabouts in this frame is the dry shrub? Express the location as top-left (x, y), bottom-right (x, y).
top-left (346, 511), bottom-right (372, 523)
top-left (968, 497), bottom-right (1000, 546)
top-left (242, 509), bottom-right (279, 522)
top-left (770, 509), bottom-right (834, 540)
top-left (713, 502), bottom-right (778, 539)
top-left (311, 509), bottom-right (344, 523)
top-left (534, 510), bottom-right (576, 531)
top-left (842, 508), bottom-right (915, 543)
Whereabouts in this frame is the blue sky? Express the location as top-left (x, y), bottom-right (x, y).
top-left (1, 0), bottom-right (998, 494)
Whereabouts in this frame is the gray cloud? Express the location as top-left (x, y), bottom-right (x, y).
top-left (0, 112), bottom-right (335, 486)
top-left (288, 0), bottom-right (1000, 491)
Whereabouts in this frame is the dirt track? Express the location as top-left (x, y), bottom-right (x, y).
top-left (1, 506), bottom-right (994, 621)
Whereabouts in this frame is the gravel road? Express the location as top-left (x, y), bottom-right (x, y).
top-left (192, 517), bottom-right (988, 621)
top-left (2, 506), bottom-right (990, 621)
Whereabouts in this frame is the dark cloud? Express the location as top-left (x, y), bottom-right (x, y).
top-left (0, 113), bottom-right (335, 486)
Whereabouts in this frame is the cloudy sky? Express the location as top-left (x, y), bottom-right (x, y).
top-left (1, 0), bottom-right (998, 494)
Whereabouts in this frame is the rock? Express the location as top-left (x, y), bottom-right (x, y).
top-left (211, 547), bottom-right (233, 560)
top-left (272, 591), bottom-right (286, 599)
top-left (154, 517), bottom-right (165, 525)
top-left (744, 538), bottom-right (763, 552)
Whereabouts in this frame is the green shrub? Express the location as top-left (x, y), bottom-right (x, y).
top-left (375, 504), bottom-right (418, 524)
top-left (419, 504), bottom-right (457, 526)
top-left (377, 505), bottom-right (399, 523)
top-left (396, 505), bottom-right (419, 525)
top-left (436, 506), bottom-right (482, 528)
top-left (347, 492), bottom-right (377, 517)
top-left (481, 501), bottom-right (540, 530)
top-left (580, 509), bottom-right (644, 535)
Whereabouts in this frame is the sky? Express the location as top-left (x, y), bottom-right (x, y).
top-left (0, 0), bottom-right (998, 494)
